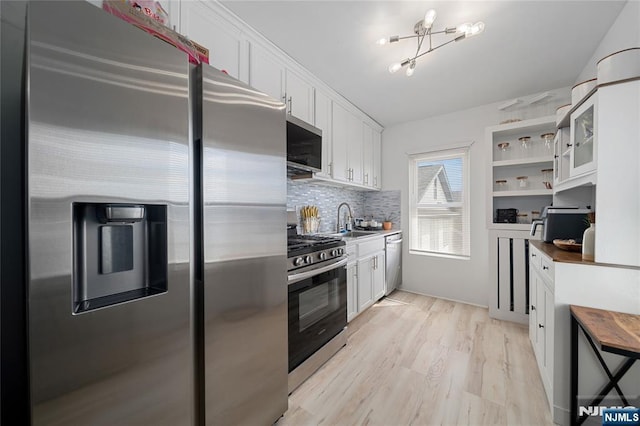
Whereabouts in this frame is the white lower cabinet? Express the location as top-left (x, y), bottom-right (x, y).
top-left (529, 246), bottom-right (554, 406)
top-left (346, 262), bottom-right (358, 322)
top-left (346, 236), bottom-right (387, 322)
top-left (528, 242), bottom-right (640, 426)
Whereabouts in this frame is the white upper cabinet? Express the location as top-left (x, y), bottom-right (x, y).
top-left (347, 113), bottom-right (363, 185)
top-left (595, 80), bottom-right (640, 267)
top-left (332, 102), bottom-right (365, 185)
top-left (314, 90), bottom-right (333, 178)
top-left (373, 129), bottom-right (382, 189)
top-left (569, 93), bottom-right (597, 178)
top-left (180, 1), bottom-right (247, 82)
top-left (249, 42), bottom-right (284, 102)
top-left (362, 123), bottom-right (374, 187)
top-left (331, 102), bottom-right (351, 183)
top-left (284, 69), bottom-right (314, 124)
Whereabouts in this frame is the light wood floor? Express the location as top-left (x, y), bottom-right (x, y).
top-left (278, 290), bottom-right (553, 426)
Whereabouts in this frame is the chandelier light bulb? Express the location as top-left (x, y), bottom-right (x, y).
top-left (376, 37), bottom-right (388, 46)
top-left (424, 9), bottom-right (437, 28)
top-left (406, 60), bottom-right (416, 77)
top-left (388, 62), bottom-right (402, 73)
top-left (469, 21), bottom-right (485, 36)
top-left (457, 22), bottom-right (473, 35)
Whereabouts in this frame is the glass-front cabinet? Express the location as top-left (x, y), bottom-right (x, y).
top-left (569, 93), bottom-right (597, 177)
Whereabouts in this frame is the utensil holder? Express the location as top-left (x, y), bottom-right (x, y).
top-left (302, 217), bottom-right (320, 235)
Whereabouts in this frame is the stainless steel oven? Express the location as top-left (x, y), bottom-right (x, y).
top-left (286, 232), bottom-right (348, 392)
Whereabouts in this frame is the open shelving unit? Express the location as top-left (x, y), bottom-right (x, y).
top-left (487, 115), bottom-right (556, 229)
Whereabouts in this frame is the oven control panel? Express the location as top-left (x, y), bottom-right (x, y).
top-left (288, 247), bottom-right (345, 271)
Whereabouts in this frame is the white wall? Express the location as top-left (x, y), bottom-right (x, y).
top-left (575, 0), bottom-right (640, 83)
top-left (382, 88), bottom-right (569, 307)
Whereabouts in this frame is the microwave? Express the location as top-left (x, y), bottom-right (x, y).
top-left (287, 115), bottom-right (322, 173)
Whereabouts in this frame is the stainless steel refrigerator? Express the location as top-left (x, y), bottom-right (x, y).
top-left (0, 1), bottom-right (287, 424)
top-left (196, 64), bottom-right (288, 425)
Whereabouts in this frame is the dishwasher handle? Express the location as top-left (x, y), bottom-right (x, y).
top-left (387, 239), bottom-right (403, 245)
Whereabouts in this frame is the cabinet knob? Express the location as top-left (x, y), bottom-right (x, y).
top-left (543, 266), bottom-right (549, 270)
top-left (566, 143), bottom-right (573, 147)
top-left (538, 324), bottom-right (544, 328)
top-left (532, 253), bottom-right (537, 257)
top-left (531, 305), bottom-right (536, 311)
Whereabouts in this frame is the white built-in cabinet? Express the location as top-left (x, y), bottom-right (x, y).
top-left (179, 1), bottom-right (248, 82)
top-left (568, 94), bottom-right (597, 178)
top-left (528, 244), bottom-right (555, 408)
top-left (346, 262), bottom-right (358, 322)
top-left (248, 45), bottom-right (313, 123)
top-left (372, 130), bottom-right (382, 189)
top-left (169, 0), bottom-right (383, 190)
top-left (284, 69), bottom-right (314, 124)
top-left (332, 102), bottom-right (364, 185)
top-left (594, 79), bottom-right (639, 267)
top-left (554, 78), bottom-right (639, 267)
top-left (314, 90), bottom-right (333, 178)
top-left (527, 242), bottom-right (640, 426)
top-left (362, 123), bottom-right (382, 189)
top-left (346, 235), bottom-right (388, 322)
top-left (249, 42), bottom-right (285, 102)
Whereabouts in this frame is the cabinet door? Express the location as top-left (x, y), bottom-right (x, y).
top-left (347, 263), bottom-right (358, 322)
top-left (181, 1), bottom-right (245, 81)
top-left (595, 80), bottom-right (640, 267)
top-left (285, 69), bottom-right (314, 124)
top-left (314, 90), bottom-right (333, 178)
top-left (331, 102), bottom-right (350, 182)
top-left (249, 43), bottom-right (284, 102)
top-left (362, 123), bottom-right (374, 187)
top-left (373, 130), bottom-right (382, 189)
top-left (528, 267), bottom-right (538, 347)
top-left (372, 252), bottom-right (385, 301)
top-left (535, 274), bottom-right (546, 370)
top-left (348, 114), bottom-right (364, 185)
top-left (569, 95), bottom-right (597, 177)
top-left (357, 257), bottom-right (374, 312)
top-left (543, 284), bottom-right (554, 386)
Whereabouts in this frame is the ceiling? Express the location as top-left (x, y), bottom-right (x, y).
top-left (220, 1), bottom-right (626, 127)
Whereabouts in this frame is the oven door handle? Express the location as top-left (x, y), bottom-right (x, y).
top-left (287, 257), bottom-right (349, 285)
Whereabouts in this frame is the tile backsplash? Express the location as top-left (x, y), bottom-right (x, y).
top-left (287, 179), bottom-right (401, 233)
top-left (363, 190), bottom-right (401, 226)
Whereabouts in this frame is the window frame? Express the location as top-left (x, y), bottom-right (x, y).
top-left (408, 146), bottom-right (471, 260)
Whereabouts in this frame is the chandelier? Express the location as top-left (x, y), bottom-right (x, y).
top-left (377, 9), bottom-right (485, 76)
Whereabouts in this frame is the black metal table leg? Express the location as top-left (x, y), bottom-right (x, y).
top-left (571, 314), bottom-right (578, 426)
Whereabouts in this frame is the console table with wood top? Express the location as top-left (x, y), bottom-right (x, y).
top-left (570, 305), bottom-right (640, 426)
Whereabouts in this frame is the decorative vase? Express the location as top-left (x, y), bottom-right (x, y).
top-left (582, 223), bottom-right (595, 261)
top-left (383, 221), bottom-right (392, 230)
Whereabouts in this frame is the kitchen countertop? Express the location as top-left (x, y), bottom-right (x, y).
top-left (530, 240), bottom-right (640, 270)
top-left (339, 229), bottom-right (402, 243)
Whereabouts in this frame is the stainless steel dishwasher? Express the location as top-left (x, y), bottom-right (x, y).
top-left (385, 233), bottom-right (402, 296)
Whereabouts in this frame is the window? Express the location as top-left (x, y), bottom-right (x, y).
top-left (408, 147), bottom-right (470, 259)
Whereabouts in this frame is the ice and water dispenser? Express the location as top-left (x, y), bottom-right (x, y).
top-left (73, 203), bottom-right (167, 313)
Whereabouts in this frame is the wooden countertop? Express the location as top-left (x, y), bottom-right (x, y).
top-left (570, 305), bottom-right (640, 356)
top-left (529, 240), bottom-right (593, 264)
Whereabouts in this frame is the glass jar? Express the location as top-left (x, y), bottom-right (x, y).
top-left (517, 212), bottom-right (529, 224)
top-left (496, 142), bottom-right (510, 161)
top-left (541, 133), bottom-right (555, 157)
top-left (516, 176), bottom-right (528, 189)
top-left (541, 169), bottom-right (553, 189)
top-left (518, 136), bottom-right (531, 158)
top-left (495, 179), bottom-right (508, 191)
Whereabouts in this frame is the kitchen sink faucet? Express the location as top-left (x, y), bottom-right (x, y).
top-left (336, 202), bottom-right (353, 233)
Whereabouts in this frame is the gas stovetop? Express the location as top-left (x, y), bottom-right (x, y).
top-left (287, 228), bottom-right (346, 273)
top-left (287, 235), bottom-right (343, 252)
